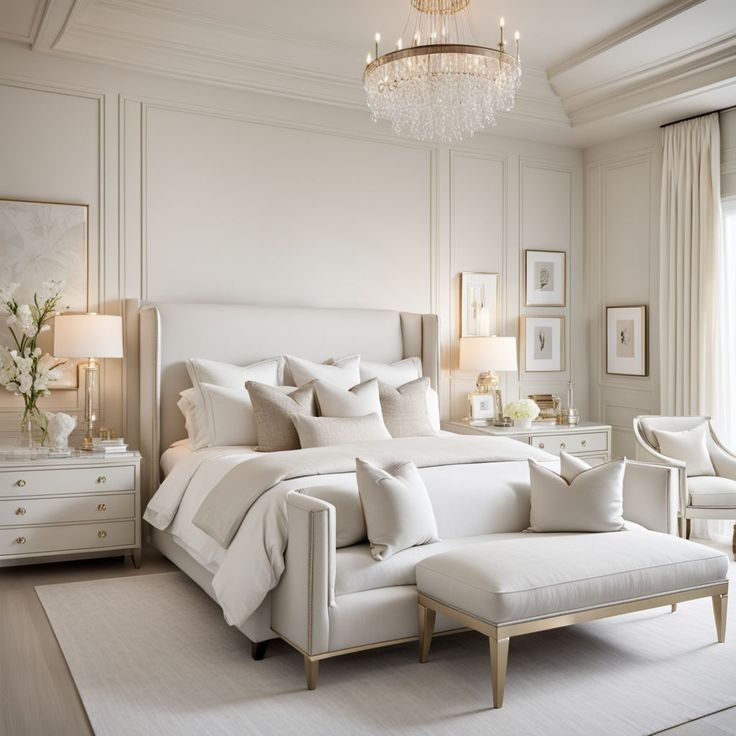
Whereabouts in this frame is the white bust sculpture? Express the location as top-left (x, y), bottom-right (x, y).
top-left (46, 412), bottom-right (76, 450)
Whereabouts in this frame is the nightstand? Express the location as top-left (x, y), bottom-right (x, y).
top-left (442, 420), bottom-right (612, 465)
top-left (0, 451), bottom-right (141, 568)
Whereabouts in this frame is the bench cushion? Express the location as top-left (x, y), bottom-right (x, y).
top-left (416, 532), bottom-right (728, 625)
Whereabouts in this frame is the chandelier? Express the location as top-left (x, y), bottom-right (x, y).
top-left (363, 0), bottom-right (522, 142)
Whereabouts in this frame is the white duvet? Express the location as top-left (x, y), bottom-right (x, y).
top-left (145, 435), bottom-right (556, 628)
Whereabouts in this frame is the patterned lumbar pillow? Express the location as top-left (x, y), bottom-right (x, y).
top-left (291, 413), bottom-right (391, 449)
top-left (313, 378), bottom-right (383, 418)
top-left (529, 452), bottom-right (625, 533)
top-left (356, 457), bottom-right (439, 561)
top-left (245, 381), bottom-right (316, 452)
top-left (378, 377), bottom-right (437, 438)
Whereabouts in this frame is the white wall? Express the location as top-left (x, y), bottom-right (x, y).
top-left (0, 40), bottom-right (584, 445)
top-left (584, 109), bottom-right (736, 456)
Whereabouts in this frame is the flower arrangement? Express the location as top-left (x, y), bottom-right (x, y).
top-left (0, 280), bottom-right (66, 445)
top-left (504, 399), bottom-right (540, 421)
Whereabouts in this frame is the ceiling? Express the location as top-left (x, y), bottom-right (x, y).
top-left (2, 0), bottom-right (736, 146)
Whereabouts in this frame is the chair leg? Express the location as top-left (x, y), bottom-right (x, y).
top-left (251, 640), bottom-right (269, 660)
top-left (304, 656), bottom-right (319, 690)
top-left (489, 637), bottom-right (510, 709)
top-left (685, 518), bottom-right (691, 540)
top-left (418, 603), bottom-right (436, 663)
top-left (713, 593), bottom-right (728, 644)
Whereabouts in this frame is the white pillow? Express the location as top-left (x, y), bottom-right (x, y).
top-left (652, 423), bottom-right (716, 477)
top-left (285, 354), bottom-right (361, 389)
top-left (529, 452), bottom-right (626, 533)
top-left (177, 389), bottom-right (206, 448)
top-left (356, 457), bottom-right (439, 561)
top-left (291, 413), bottom-right (391, 449)
top-left (187, 357), bottom-right (282, 391)
top-left (314, 378), bottom-right (383, 418)
top-left (359, 357), bottom-right (422, 386)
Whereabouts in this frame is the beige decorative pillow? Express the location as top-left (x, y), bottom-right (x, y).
top-left (356, 457), bottom-right (439, 561)
top-left (378, 377), bottom-right (437, 438)
top-left (291, 413), bottom-right (391, 449)
top-left (529, 452), bottom-right (625, 533)
top-left (652, 423), bottom-right (716, 477)
top-left (245, 381), bottom-right (316, 452)
top-left (314, 378), bottom-right (383, 418)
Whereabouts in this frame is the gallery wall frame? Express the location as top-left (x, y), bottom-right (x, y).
top-left (521, 315), bottom-right (565, 372)
top-left (606, 305), bottom-right (648, 376)
top-left (524, 249), bottom-right (566, 307)
top-left (460, 271), bottom-right (499, 337)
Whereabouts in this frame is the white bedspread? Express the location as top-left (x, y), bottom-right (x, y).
top-left (145, 435), bottom-right (556, 627)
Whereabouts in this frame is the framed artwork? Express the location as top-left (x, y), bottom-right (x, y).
top-left (0, 198), bottom-right (89, 389)
top-left (469, 393), bottom-right (495, 421)
top-left (522, 316), bottom-right (564, 372)
top-left (525, 250), bottom-right (566, 307)
top-left (606, 305), bottom-right (648, 376)
top-left (460, 272), bottom-right (498, 337)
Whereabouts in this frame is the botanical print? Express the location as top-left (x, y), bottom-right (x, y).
top-left (534, 262), bottom-right (554, 292)
top-left (523, 316), bottom-right (563, 372)
top-left (616, 319), bottom-right (635, 358)
top-left (534, 326), bottom-right (552, 359)
top-left (461, 272), bottom-right (498, 337)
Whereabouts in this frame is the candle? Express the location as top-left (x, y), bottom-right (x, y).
top-left (374, 32), bottom-right (380, 59)
top-left (499, 17), bottom-right (505, 49)
top-left (514, 31), bottom-right (520, 59)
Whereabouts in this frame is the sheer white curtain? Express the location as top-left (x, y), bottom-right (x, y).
top-left (659, 113), bottom-right (731, 540)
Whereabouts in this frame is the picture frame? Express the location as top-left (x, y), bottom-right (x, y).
top-left (522, 316), bottom-right (564, 372)
top-left (460, 272), bottom-right (498, 337)
top-left (606, 305), bottom-right (648, 376)
top-left (469, 392), bottom-right (495, 421)
top-left (525, 250), bottom-right (566, 307)
top-left (0, 197), bottom-right (89, 389)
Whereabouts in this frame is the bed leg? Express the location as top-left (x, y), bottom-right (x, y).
top-left (251, 641), bottom-right (269, 660)
top-left (304, 656), bottom-right (319, 690)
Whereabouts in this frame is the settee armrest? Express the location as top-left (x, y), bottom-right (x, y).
top-left (623, 460), bottom-right (679, 535)
top-left (271, 491), bottom-right (336, 656)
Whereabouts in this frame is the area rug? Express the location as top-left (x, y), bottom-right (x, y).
top-left (37, 566), bottom-right (736, 736)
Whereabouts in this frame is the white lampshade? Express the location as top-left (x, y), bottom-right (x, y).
top-left (53, 314), bottom-right (124, 359)
top-left (459, 336), bottom-right (517, 372)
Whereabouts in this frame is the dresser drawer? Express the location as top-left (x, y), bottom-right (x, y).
top-left (0, 465), bottom-right (135, 498)
top-left (531, 431), bottom-right (608, 455)
top-left (0, 493), bottom-right (135, 526)
top-left (1, 520), bottom-right (135, 557)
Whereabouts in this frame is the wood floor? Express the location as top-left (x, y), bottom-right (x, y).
top-left (1, 544), bottom-right (734, 736)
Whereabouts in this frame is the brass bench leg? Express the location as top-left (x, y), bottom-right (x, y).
top-left (304, 657), bottom-right (319, 690)
top-left (489, 637), bottom-right (510, 709)
top-left (713, 593), bottom-right (728, 643)
top-left (418, 603), bottom-right (436, 663)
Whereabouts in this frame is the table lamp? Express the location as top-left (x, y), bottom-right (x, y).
top-left (53, 313), bottom-right (123, 450)
top-left (459, 336), bottom-right (517, 426)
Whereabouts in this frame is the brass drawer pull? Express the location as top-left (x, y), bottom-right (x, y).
top-left (97, 530), bottom-right (107, 539)
top-left (15, 536), bottom-right (26, 545)
top-left (15, 507), bottom-right (27, 516)
top-left (96, 476), bottom-right (107, 484)
top-left (538, 442), bottom-right (544, 449)
top-left (97, 503), bottom-right (108, 512)
top-left (16, 479), bottom-right (26, 488)
top-left (560, 443), bottom-right (566, 450)
top-left (582, 439), bottom-right (587, 447)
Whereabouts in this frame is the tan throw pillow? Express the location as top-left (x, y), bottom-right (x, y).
top-left (356, 457), bottom-right (439, 561)
top-left (378, 377), bottom-right (437, 438)
top-left (652, 423), bottom-right (716, 477)
top-left (246, 381), bottom-right (316, 452)
top-left (529, 452), bottom-right (625, 533)
top-left (291, 413), bottom-right (391, 449)
top-left (314, 378), bottom-right (383, 418)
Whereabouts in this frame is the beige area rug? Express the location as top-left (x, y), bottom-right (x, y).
top-left (37, 565), bottom-right (736, 736)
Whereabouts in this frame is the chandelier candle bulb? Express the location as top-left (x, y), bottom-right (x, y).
top-left (515, 30), bottom-right (520, 59)
top-left (375, 32), bottom-right (380, 58)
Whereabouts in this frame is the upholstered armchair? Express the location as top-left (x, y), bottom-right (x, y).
top-left (634, 416), bottom-right (736, 558)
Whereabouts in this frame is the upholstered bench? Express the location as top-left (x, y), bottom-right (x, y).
top-left (416, 532), bottom-right (729, 708)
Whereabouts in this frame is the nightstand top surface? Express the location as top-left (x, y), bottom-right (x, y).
top-left (442, 420), bottom-right (610, 436)
top-left (0, 449), bottom-right (141, 468)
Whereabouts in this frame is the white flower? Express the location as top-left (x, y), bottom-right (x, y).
top-left (7, 303), bottom-right (36, 337)
top-left (504, 399), bottom-right (540, 420)
top-left (37, 279), bottom-right (64, 304)
top-left (18, 373), bottom-right (32, 395)
top-left (0, 282), bottom-right (18, 313)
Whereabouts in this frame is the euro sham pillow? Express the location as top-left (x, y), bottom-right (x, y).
top-left (313, 378), bottom-right (383, 418)
top-left (246, 381), bottom-right (316, 452)
top-left (652, 423), bottom-right (716, 477)
top-left (177, 388), bottom-right (206, 448)
top-left (187, 357), bottom-right (283, 391)
top-left (356, 457), bottom-right (439, 561)
top-left (284, 354), bottom-right (361, 390)
top-left (529, 452), bottom-right (625, 533)
top-left (359, 357), bottom-right (422, 386)
top-left (291, 413), bottom-right (391, 449)
top-left (378, 377), bottom-right (437, 438)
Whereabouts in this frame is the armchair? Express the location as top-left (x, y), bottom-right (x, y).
top-left (633, 415), bottom-right (736, 558)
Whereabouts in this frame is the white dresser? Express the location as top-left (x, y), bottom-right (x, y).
top-left (0, 452), bottom-right (141, 567)
top-left (442, 420), bottom-right (612, 465)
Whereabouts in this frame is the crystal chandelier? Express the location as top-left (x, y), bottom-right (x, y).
top-left (363, 0), bottom-right (522, 142)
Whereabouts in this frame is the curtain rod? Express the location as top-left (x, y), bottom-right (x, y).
top-left (660, 104), bottom-right (736, 128)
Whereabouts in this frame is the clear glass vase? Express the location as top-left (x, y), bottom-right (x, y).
top-left (17, 410), bottom-right (46, 457)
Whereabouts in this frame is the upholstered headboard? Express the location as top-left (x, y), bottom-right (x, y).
top-left (130, 301), bottom-right (439, 501)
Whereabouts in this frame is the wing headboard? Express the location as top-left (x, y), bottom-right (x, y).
top-left (128, 300), bottom-right (439, 503)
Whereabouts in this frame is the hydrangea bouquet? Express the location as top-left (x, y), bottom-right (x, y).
top-left (0, 280), bottom-right (66, 445)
